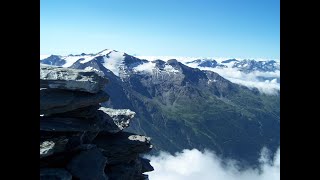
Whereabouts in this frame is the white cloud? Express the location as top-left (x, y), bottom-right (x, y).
top-left (191, 65), bottom-right (280, 95)
top-left (145, 147), bottom-right (280, 180)
top-left (227, 77), bottom-right (280, 95)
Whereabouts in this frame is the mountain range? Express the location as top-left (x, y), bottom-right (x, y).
top-left (40, 49), bottom-right (280, 167)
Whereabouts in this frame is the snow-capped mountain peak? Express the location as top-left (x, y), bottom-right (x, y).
top-left (132, 59), bottom-right (180, 75)
top-left (100, 50), bottom-right (126, 77)
top-left (96, 49), bottom-right (114, 56)
top-left (186, 59), bottom-right (227, 68)
top-left (40, 49), bottom-right (130, 77)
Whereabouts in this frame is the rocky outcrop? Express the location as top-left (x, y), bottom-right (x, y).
top-left (40, 64), bottom-right (153, 180)
top-left (40, 89), bottom-right (109, 115)
top-left (40, 64), bottom-right (108, 93)
top-left (98, 107), bottom-right (136, 131)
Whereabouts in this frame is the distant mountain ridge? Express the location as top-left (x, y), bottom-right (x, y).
top-left (186, 59), bottom-right (227, 68)
top-left (40, 50), bottom-right (280, 80)
top-left (41, 51), bottom-right (280, 95)
top-left (40, 49), bottom-right (280, 167)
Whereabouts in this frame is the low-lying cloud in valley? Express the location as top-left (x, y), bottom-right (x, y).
top-left (193, 66), bottom-right (280, 95)
top-left (145, 147), bottom-right (280, 180)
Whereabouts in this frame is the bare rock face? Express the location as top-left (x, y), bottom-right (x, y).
top-left (40, 65), bottom-right (153, 180)
top-left (106, 157), bottom-right (154, 180)
top-left (50, 105), bottom-right (100, 119)
top-left (93, 132), bottom-right (152, 164)
top-left (40, 112), bottom-right (125, 133)
top-left (67, 148), bottom-right (108, 180)
top-left (40, 64), bottom-right (108, 93)
top-left (40, 89), bottom-right (109, 115)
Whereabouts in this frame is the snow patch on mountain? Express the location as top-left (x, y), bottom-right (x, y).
top-left (134, 62), bottom-right (179, 74)
top-left (133, 62), bottom-right (156, 74)
top-left (41, 49), bottom-right (118, 68)
top-left (41, 50), bottom-right (126, 77)
top-left (62, 55), bottom-right (93, 67)
top-left (163, 64), bottom-right (179, 73)
top-left (84, 66), bottom-right (101, 73)
top-left (101, 51), bottom-right (125, 76)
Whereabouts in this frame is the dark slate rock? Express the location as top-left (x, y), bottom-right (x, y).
top-left (40, 64), bottom-right (108, 93)
top-left (40, 153), bottom-right (71, 169)
top-left (82, 131), bottom-right (100, 144)
top-left (139, 158), bottom-right (154, 173)
top-left (40, 168), bottom-right (72, 180)
top-left (40, 89), bottom-right (109, 115)
top-left (73, 144), bottom-right (97, 151)
top-left (40, 117), bottom-right (101, 132)
top-left (93, 132), bottom-right (152, 164)
top-left (50, 105), bottom-right (100, 119)
top-left (40, 111), bottom-right (123, 133)
top-left (40, 131), bottom-right (85, 158)
top-left (105, 158), bottom-right (152, 180)
top-left (105, 163), bottom-right (137, 180)
top-left (67, 147), bottom-right (108, 180)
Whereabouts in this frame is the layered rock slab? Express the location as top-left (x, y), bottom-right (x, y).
top-left (93, 132), bottom-right (152, 164)
top-left (40, 89), bottom-right (109, 115)
top-left (40, 64), bottom-right (153, 180)
top-left (40, 64), bottom-right (108, 93)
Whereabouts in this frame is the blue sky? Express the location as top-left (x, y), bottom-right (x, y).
top-left (40, 0), bottom-right (279, 59)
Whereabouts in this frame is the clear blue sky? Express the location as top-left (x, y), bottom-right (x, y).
top-left (40, 0), bottom-right (279, 59)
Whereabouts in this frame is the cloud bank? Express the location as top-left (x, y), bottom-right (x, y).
top-left (145, 147), bottom-right (280, 180)
top-left (191, 65), bottom-right (280, 95)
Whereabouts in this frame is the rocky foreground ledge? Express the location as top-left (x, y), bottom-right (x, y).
top-left (40, 64), bottom-right (154, 180)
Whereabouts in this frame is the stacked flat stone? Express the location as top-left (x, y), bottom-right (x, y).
top-left (40, 64), bottom-right (153, 180)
